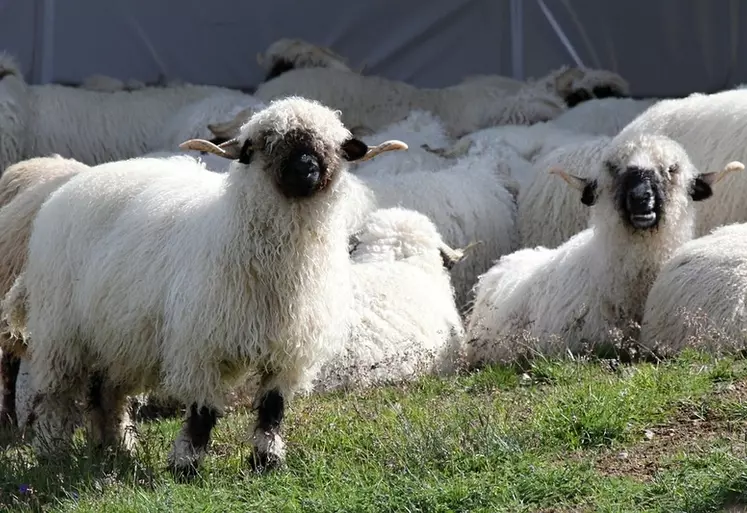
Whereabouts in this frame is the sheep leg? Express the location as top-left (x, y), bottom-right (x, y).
top-left (30, 384), bottom-right (78, 458)
top-left (0, 351), bottom-right (20, 427)
top-left (86, 372), bottom-right (137, 453)
top-left (249, 380), bottom-right (286, 472)
top-left (167, 402), bottom-right (218, 480)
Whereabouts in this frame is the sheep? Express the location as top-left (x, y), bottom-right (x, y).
top-left (256, 38), bottom-right (355, 82)
top-left (461, 65), bottom-right (631, 108)
top-left (151, 92), bottom-right (267, 153)
top-left (0, 155), bottom-right (90, 427)
top-left (518, 136), bottom-right (611, 249)
top-left (311, 207), bottom-right (466, 391)
top-left (0, 52), bottom-right (242, 171)
top-left (639, 222), bottom-right (747, 357)
top-left (0, 53), bottom-right (30, 173)
top-left (548, 97), bottom-right (658, 137)
top-left (349, 144), bottom-right (522, 311)
top-left (464, 133), bottom-right (743, 366)
top-left (80, 75), bottom-right (147, 93)
top-left (3, 97), bottom-right (407, 476)
top-left (350, 110), bottom-right (456, 176)
top-left (616, 89), bottom-right (747, 236)
top-left (254, 67), bottom-right (568, 137)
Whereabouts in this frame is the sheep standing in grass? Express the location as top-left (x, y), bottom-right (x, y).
top-left (4, 97), bottom-right (406, 476)
top-left (518, 136), bottom-right (611, 248)
top-left (616, 89), bottom-right (747, 236)
top-left (465, 133), bottom-right (742, 366)
top-left (640, 222), bottom-right (747, 357)
top-left (257, 38), bottom-right (355, 82)
top-left (314, 207), bottom-right (466, 392)
top-left (0, 155), bottom-right (90, 427)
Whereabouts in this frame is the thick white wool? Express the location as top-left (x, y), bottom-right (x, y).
top-left (255, 67), bottom-right (565, 137)
top-left (618, 89), bottom-right (747, 235)
top-left (259, 38), bottom-right (353, 74)
top-left (351, 147), bottom-right (520, 311)
top-left (10, 98), bottom-right (359, 437)
top-left (466, 134), bottom-right (714, 366)
top-left (312, 207), bottom-right (464, 392)
top-left (518, 136), bottom-right (611, 249)
top-left (152, 92), bottom-right (267, 152)
top-left (548, 97), bottom-right (658, 137)
top-left (351, 110), bottom-right (455, 176)
top-left (0, 53), bottom-right (30, 173)
top-left (640, 222), bottom-right (747, 357)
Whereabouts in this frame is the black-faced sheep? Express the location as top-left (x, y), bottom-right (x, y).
top-left (464, 133), bottom-right (743, 366)
top-left (3, 97), bottom-right (407, 477)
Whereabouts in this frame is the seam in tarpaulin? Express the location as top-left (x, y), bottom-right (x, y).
top-left (536, 0), bottom-right (584, 68)
top-left (509, 0), bottom-right (524, 80)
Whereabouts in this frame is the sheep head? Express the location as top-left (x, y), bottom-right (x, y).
top-left (551, 134), bottom-right (744, 232)
top-left (180, 97), bottom-right (407, 199)
top-left (258, 38), bottom-right (353, 82)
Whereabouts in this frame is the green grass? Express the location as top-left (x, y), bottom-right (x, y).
top-left (2, 350), bottom-right (747, 512)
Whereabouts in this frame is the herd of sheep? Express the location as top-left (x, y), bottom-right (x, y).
top-left (0, 37), bottom-right (746, 479)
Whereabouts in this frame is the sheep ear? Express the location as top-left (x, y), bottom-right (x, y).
top-left (550, 168), bottom-right (598, 206)
top-left (342, 139), bottom-right (408, 162)
top-left (179, 138), bottom-right (244, 160)
top-left (690, 161), bottom-right (745, 201)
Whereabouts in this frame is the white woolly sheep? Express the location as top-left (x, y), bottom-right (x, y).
top-left (3, 97), bottom-right (407, 476)
top-left (79, 74), bottom-right (145, 93)
top-left (257, 38), bottom-right (355, 82)
top-left (313, 207), bottom-right (466, 391)
top-left (150, 92), bottom-right (267, 153)
top-left (0, 53), bottom-right (30, 173)
top-left (548, 97), bottom-right (658, 137)
top-left (465, 133), bottom-right (742, 366)
top-left (350, 144), bottom-right (521, 311)
top-left (0, 52), bottom-right (240, 171)
top-left (461, 65), bottom-right (631, 108)
top-left (518, 136), bottom-right (611, 249)
top-left (254, 67), bottom-right (569, 137)
top-left (0, 155), bottom-right (90, 427)
top-left (640, 222), bottom-right (747, 357)
top-left (350, 110), bottom-right (457, 176)
top-left (617, 88), bottom-right (747, 236)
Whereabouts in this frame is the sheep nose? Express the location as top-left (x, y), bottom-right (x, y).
top-left (280, 152), bottom-right (322, 198)
top-left (290, 153), bottom-right (320, 178)
top-left (626, 182), bottom-right (655, 213)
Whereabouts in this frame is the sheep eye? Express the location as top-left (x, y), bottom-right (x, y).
top-left (604, 160), bottom-right (617, 174)
top-left (238, 140), bottom-right (254, 165)
top-left (668, 163), bottom-right (679, 174)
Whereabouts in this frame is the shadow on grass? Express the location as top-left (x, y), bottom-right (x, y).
top-left (0, 423), bottom-right (166, 511)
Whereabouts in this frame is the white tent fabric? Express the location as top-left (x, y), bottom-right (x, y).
top-left (0, 0), bottom-right (743, 97)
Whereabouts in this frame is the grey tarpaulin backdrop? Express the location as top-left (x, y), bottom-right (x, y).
top-left (0, 0), bottom-right (743, 97)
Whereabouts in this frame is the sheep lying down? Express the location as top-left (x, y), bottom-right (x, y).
top-left (465, 132), bottom-right (743, 366)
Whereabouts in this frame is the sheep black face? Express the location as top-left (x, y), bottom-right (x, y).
top-left (613, 165), bottom-right (666, 230)
top-left (178, 97), bottom-right (408, 199)
top-left (550, 134), bottom-right (745, 232)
